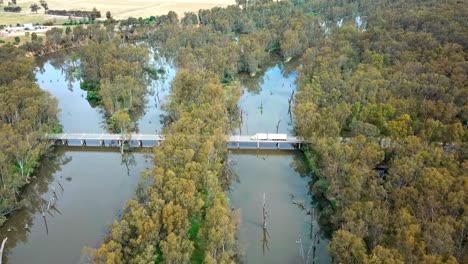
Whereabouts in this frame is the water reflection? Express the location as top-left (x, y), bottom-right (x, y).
top-left (35, 53), bottom-right (106, 133)
top-left (136, 55), bottom-right (176, 133)
top-left (229, 150), bottom-right (329, 264)
top-left (238, 59), bottom-right (301, 135)
top-left (36, 51), bottom-right (81, 93)
top-left (35, 51), bottom-right (175, 134)
top-left (0, 150), bottom-right (69, 260)
top-left (0, 150), bottom-right (149, 264)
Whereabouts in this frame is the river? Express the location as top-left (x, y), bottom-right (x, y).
top-left (0, 54), bottom-right (329, 263)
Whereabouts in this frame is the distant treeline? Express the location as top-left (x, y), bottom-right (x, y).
top-left (4, 6), bottom-right (21, 13)
top-left (45, 9), bottom-right (101, 18)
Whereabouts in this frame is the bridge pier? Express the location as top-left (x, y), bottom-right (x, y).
top-left (80, 139), bottom-right (86, 146)
top-left (277, 142), bottom-right (280, 149)
top-left (138, 140), bottom-right (143, 147)
top-left (118, 140), bottom-right (122, 146)
top-left (99, 140), bottom-right (105, 146)
top-left (156, 140), bottom-right (160, 147)
top-left (257, 141), bottom-right (259, 149)
top-left (237, 141), bottom-right (240, 149)
top-left (61, 139), bottom-right (68, 145)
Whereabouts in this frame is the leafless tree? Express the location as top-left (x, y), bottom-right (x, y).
top-left (262, 193), bottom-right (270, 255)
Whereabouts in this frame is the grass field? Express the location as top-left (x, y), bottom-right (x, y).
top-left (0, 0), bottom-right (235, 25)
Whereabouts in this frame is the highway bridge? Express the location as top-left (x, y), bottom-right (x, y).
top-left (46, 133), bottom-right (304, 150)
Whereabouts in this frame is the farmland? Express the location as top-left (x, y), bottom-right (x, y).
top-left (0, 0), bottom-right (235, 25)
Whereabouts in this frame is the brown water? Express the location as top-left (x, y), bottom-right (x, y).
top-left (0, 55), bottom-right (329, 263)
top-left (230, 151), bottom-right (329, 263)
top-left (231, 58), bottom-right (329, 263)
top-left (0, 150), bottom-right (151, 264)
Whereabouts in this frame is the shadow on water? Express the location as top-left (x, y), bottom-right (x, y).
top-left (0, 149), bottom-right (148, 264)
top-left (239, 56), bottom-right (301, 95)
top-left (0, 149), bottom-right (70, 260)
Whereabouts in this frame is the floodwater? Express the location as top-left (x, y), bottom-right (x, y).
top-left (232, 59), bottom-right (329, 263)
top-left (34, 52), bottom-right (175, 133)
top-left (0, 52), bottom-right (173, 264)
top-left (0, 150), bottom-right (150, 264)
top-left (0, 54), bottom-right (329, 263)
top-left (230, 151), bottom-right (329, 264)
top-left (237, 58), bottom-right (300, 135)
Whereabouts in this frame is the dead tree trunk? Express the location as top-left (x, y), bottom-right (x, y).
top-left (0, 237), bottom-right (7, 264)
top-left (40, 204), bottom-right (49, 235)
top-left (297, 236), bottom-right (305, 263)
top-left (262, 193), bottom-right (270, 255)
top-left (276, 119), bottom-right (282, 133)
top-left (288, 90), bottom-right (295, 120)
top-left (239, 109), bottom-right (243, 135)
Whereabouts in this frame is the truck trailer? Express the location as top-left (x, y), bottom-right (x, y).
top-left (250, 133), bottom-right (288, 141)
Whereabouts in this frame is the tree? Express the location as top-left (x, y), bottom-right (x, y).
top-left (31, 32), bottom-right (38, 41)
top-left (110, 110), bottom-right (132, 134)
top-left (106, 11), bottom-right (112, 19)
top-left (387, 114), bottom-right (413, 139)
top-left (14, 36), bottom-right (20, 44)
top-left (160, 233), bottom-right (193, 264)
top-left (45, 27), bottom-right (63, 48)
top-left (182, 12), bottom-right (198, 27)
top-left (39, 0), bottom-right (48, 12)
top-left (0, 45), bottom-right (59, 227)
top-left (29, 3), bottom-right (40, 13)
top-left (329, 230), bottom-right (368, 263)
top-left (167, 10), bottom-right (179, 24)
top-left (109, 110), bottom-right (133, 154)
top-left (367, 246), bottom-right (404, 264)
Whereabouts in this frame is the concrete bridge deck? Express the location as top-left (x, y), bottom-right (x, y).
top-left (46, 133), bottom-right (303, 150)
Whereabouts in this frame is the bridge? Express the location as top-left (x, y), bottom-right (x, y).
top-left (46, 133), bottom-right (304, 150)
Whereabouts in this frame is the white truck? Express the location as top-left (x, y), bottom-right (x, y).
top-left (250, 133), bottom-right (288, 141)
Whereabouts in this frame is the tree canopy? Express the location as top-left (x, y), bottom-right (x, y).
top-left (293, 0), bottom-right (467, 263)
top-left (0, 45), bottom-right (60, 227)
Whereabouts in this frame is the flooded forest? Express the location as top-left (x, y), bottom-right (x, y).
top-left (1, 0), bottom-right (467, 264)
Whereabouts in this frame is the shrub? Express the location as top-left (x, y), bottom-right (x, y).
top-left (4, 6), bottom-right (21, 12)
top-left (20, 40), bottom-right (43, 52)
top-left (80, 80), bottom-right (99, 91)
top-left (86, 90), bottom-right (102, 105)
top-left (46, 9), bottom-right (101, 18)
